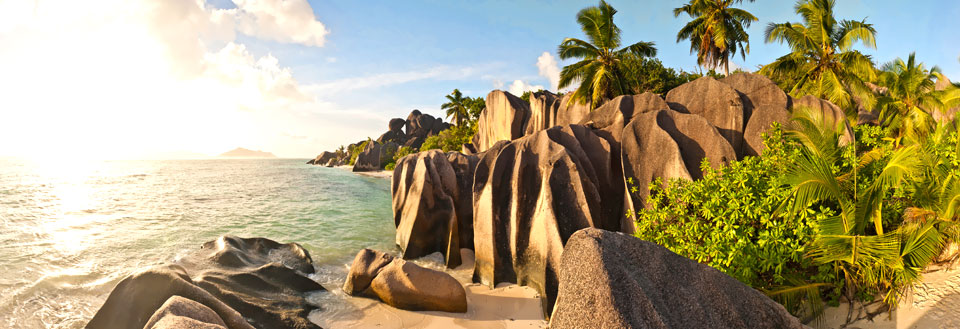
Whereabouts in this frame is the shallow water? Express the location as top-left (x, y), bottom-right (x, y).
top-left (0, 158), bottom-right (397, 328)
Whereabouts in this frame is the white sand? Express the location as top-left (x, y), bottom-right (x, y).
top-left (819, 263), bottom-right (960, 328)
top-left (312, 250), bottom-right (547, 329)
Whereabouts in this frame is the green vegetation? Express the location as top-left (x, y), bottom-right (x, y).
top-left (620, 57), bottom-right (702, 95)
top-left (384, 146), bottom-right (413, 171)
top-left (557, 0), bottom-right (657, 109)
top-left (421, 122), bottom-right (477, 152)
top-left (347, 139), bottom-right (370, 166)
top-left (877, 52), bottom-right (951, 141)
top-left (673, 0), bottom-right (757, 75)
top-left (760, 0), bottom-right (877, 113)
top-left (442, 89), bottom-right (470, 126)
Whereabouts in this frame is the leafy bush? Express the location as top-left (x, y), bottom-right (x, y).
top-left (347, 139), bottom-right (370, 166)
top-left (421, 121), bottom-right (477, 152)
top-left (383, 146), bottom-right (414, 171)
top-left (632, 126), bottom-right (842, 315)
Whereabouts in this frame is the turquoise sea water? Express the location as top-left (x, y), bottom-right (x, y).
top-left (0, 158), bottom-right (397, 328)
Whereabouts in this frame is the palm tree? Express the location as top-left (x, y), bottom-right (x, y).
top-left (761, 0), bottom-right (877, 113)
top-left (780, 105), bottom-right (950, 315)
top-left (673, 0), bottom-right (758, 75)
top-left (441, 89), bottom-right (469, 126)
top-left (558, 0), bottom-right (657, 110)
top-left (876, 53), bottom-right (949, 142)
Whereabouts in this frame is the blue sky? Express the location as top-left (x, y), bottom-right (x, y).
top-left (1, 0), bottom-right (958, 158)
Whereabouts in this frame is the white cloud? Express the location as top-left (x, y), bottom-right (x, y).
top-left (0, 0), bottom-right (328, 159)
top-left (507, 80), bottom-right (544, 96)
top-left (536, 52), bottom-right (561, 91)
top-left (232, 0), bottom-right (329, 46)
top-left (305, 65), bottom-right (491, 95)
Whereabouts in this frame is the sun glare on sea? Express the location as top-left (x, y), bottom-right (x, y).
top-left (32, 159), bottom-right (108, 256)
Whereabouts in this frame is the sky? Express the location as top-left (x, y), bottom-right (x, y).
top-left (1, 0), bottom-right (958, 159)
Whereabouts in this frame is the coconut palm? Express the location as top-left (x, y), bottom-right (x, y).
top-left (441, 89), bottom-right (469, 126)
top-left (673, 0), bottom-right (758, 75)
top-left (761, 0), bottom-right (877, 113)
top-left (780, 105), bottom-right (950, 313)
top-left (876, 53), bottom-right (950, 142)
top-left (558, 0), bottom-right (657, 110)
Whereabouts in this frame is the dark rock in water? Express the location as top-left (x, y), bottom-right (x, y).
top-left (143, 296), bottom-right (228, 329)
top-left (392, 150), bottom-right (462, 267)
top-left (550, 228), bottom-right (808, 329)
top-left (621, 110), bottom-right (734, 216)
top-left (666, 76), bottom-right (745, 158)
top-left (344, 249), bottom-right (467, 313)
top-left (792, 95), bottom-right (854, 146)
top-left (743, 105), bottom-right (792, 157)
top-left (475, 90), bottom-right (530, 152)
top-left (524, 90), bottom-right (562, 135)
top-left (353, 141), bottom-right (397, 172)
top-left (87, 236), bottom-right (323, 329)
top-left (556, 93), bottom-right (590, 127)
top-left (472, 125), bottom-right (621, 314)
top-left (309, 151), bottom-right (337, 166)
top-left (720, 72), bottom-right (790, 125)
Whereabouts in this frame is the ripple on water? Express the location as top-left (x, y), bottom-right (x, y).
top-left (0, 159), bottom-right (396, 328)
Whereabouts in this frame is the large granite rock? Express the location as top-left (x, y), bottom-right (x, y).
top-left (792, 95), bottom-right (855, 145)
top-left (742, 105), bottom-right (792, 157)
top-left (579, 92), bottom-right (669, 145)
top-left (353, 141), bottom-right (397, 172)
top-left (557, 93), bottom-right (591, 126)
top-left (343, 249), bottom-right (467, 313)
top-left (721, 72), bottom-right (790, 123)
top-left (550, 228), bottom-right (808, 329)
top-left (524, 90), bottom-right (562, 135)
top-left (402, 110), bottom-right (450, 149)
top-left (392, 150), bottom-right (462, 267)
top-left (475, 90), bottom-right (530, 152)
top-left (621, 110), bottom-right (735, 215)
top-left (446, 151), bottom-right (479, 251)
top-left (143, 296), bottom-right (230, 329)
top-left (472, 125), bottom-right (622, 314)
top-left (935, 76), bottom-right (959, 124)
top-left (666, 76), bottom-right (745, 158)
top-left (87, 236), bottom-right (323, 329)
top-left (308, 151), bottom-right (337, 166)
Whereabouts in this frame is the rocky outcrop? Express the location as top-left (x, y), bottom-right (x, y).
top-left (550, 228), bottom-right (808, 329)
top-left (579, 92), bottom-right (669, 145)
top-left (307, 151), bottom-right (337, 165)
top-left (475, 90), bottom-right (531, 152)
top-left (403, 110), bottom-right (451, 149)
top-left (557, 93), bottom-right (590, 126)
top-left (793, 95), bottom-right (855, 145)
top-left (621, 110), bottom-right (735, 214)
top-left (666, 76), bottom-right (745, 157)
top-left (353, 141), bottom-right (398, 172)
top-left (392, 150), bottom-right (463, 267)
top-left (935, 76), bottom-right (958, 123)
top-left (446, 151), bottom-right (479, 251)
top-left (472, 125), bottom-right (622, 313)
top-left (721, 72), bottom-right (790, 123)
top-left (343, 249), bottom-right (467, 313)
top-left (143, 296), bottom-right (231, 329)
top-left (742, 105), bottom-right (792, 157)
top-left (524, 90), bottom-right (562, 135)
top-left (87, 236), bottom-right (322, 329)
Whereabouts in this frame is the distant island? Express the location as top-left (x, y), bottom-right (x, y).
top-left (217, 147), bottom-right (276, 158)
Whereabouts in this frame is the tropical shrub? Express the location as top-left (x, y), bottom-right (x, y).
top-left (347, 139), bottom-right (370, 166)
top-left (421, 121), bottom-right (477, 152)
top-left (383, 146), bottom-right (414, 171)
top-left (633, 126), bottom-right (841, 309)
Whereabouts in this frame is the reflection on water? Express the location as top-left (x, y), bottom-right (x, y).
top-left (0, 158), bottom-right (396, 328)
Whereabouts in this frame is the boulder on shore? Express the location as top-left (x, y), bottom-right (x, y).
top-left (742, 105), bottom-right (791, 157)
top-left (308, 151), bottom-right (337, 166)
top-left (475, 90), bottom-right (530, 152)
top-left (472, 124), bottom-right (622, 314)
top-left (142, 296), bottom-right (229, 329)
top-left (87, 236), bottom-right (323, 329)
top-left (343, 249), bottom-right (467, 313)
top-left (391, 150), bottom-right (462, 267)
top-left (353, 141), bottom-right (397, 172)
top-left (720, 72), bottom-right (790, 124)
top-left (556, 93), bottom-right (591, 127)
top-left (549, 228), bottom-right (808, 329)
top-left (620, 110), bottom-right (735, 216)
top-left (666, 76), bottom-right (745, 158)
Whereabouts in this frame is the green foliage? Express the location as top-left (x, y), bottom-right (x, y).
top-left (442, 89), bottom-right (470, 126)
top-left (347, 139), bottom-right (370, 166)
top-left (633, 126), bottom-right (841, 317)
top-left (421, 121), bottom-right (477, 152)
top-left (557, 0), bottom-right (657, 109)
top-left (466, 96), bottom-right (486, 120)
top-left (673, 0), bottom-right (758, 75)
top-left (620, 57), bottom-right (701, 95)
top-left (383, 146), bottom-right (414, 171)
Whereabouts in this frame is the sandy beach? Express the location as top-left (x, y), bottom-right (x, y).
top-left (312, 250), bottom-right (547, 329)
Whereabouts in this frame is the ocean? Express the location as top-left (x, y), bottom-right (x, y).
top-left (0, 158), bottom-right (397, 328)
